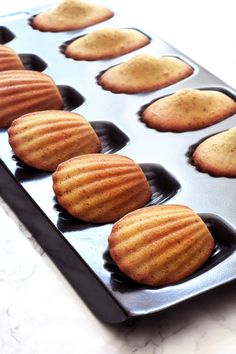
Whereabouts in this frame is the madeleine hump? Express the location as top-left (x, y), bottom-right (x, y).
top-left (109, 204), bottom-right (215, 286)
top-left (65, 27), bottom-right (150, 61)
top-left (142, 89), bottom-right (236, 132)
top-left (32, 0), bottom-right (113, 32)
top-left (192, 126), bottom-right (236, 177)
top-left (99, 55), bottom-right (193, 94)
top-left (52, 153), bottom-right (152, 223)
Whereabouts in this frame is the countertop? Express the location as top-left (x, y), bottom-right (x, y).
top-left (1, 1), bottom-right (236, 353)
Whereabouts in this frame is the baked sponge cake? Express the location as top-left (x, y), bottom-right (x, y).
top-left (99, 55), bottom-right (193, 94)
top-left (32, 0), bottom-right (113, 32)
top-left (8, 110), bottom-right (101, 171)
top-left (142, 89), bottom-right (236, 132)
top-left (0, 45), bottom-right (24, 71)
top-left (109, 204), bottom-right (215, 286)
top-left (192, 126), bottom-right (236, 177)
top-left (64, 27), bottom-right (150, 61)
top-left (0, 70), bottom-right (63, 128)
top-left (52, 154), bottom-right (152, 223)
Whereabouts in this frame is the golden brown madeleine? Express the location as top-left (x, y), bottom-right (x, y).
top-left (99, 55), bottom-right (193, 94)
top-left (32, 0), bottom-right (113, 32)
top-left (8, 110), bottom-right (101, 171)
top-left (65, 27), bottom-right (150, 61)
top-left (0, 45), bottom-right (24, 71)
top-left (0, 70), bottom-right (63, 128)
top-left (192, 126), bottom-right (236, 177)
top-left (142, 89), bottom-right (236, 132)
top-left (52, 154), bottom-right (152, 223)
top-left (109, 204), bottom-right (215, 286)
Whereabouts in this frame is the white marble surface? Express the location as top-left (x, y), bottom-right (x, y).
top-left (2, 199), bottom-right (236, 354)
top-left (1, 1), bottom-right (236, 353)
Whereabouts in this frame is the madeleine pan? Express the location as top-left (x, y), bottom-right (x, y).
top-left (0, 3), bottom-right (236, 323)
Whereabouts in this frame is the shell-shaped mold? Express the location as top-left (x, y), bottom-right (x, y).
top-left (64, 27), bottom-right (150, 61)
top-left (0, 26), bottom-right (15, 44)
top-left (8, 110), bottom-right (101, 171)
top-left (52, 154), bottom-right (152, 223)
top-left (0, 70), bottom-right (63, 128)
top-left (192, 126), bottom-right (236, 177)
top-left (0, 45), bottom-right (24, 71)
top-left (32, 0), bottom-right (114, 32)
top-left (109, 204), bottom-right (215, 286)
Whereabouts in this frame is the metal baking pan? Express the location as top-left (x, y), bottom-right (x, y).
top-left (0, 3), bottom-right (236, 323)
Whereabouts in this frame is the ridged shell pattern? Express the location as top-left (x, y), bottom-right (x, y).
top-left (0, 45), bottom-right (24, 71)
top-left (0, 70), bottom-right (63, 128)
top-left (109, 204), bottom-right (215, 286)
top-left (52, 154), bottom-right (152, 223)
top-left (8, 110), bottom-right (101, 171)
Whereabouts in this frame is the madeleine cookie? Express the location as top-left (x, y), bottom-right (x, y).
top-left (109, 204), bottom-right (215, 286)
top-left (192, 127), bottom-right (236, 177)
top-left (65, 27), bottom-right (150, 61)
top-left (52, 154), bottom-right (152, 223)
top-left (32, 0), bottom-right (113, 32)
top-left (99, 55), bottom-right (193, 94)
top-left (142, 89), bottom-right (236, 132)
top-left (0, 45), bottom-right (24, 71)
top-left (0, 70), bottom-right (63, 128)
top-left (8, 110), bottom-right (101, 171)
